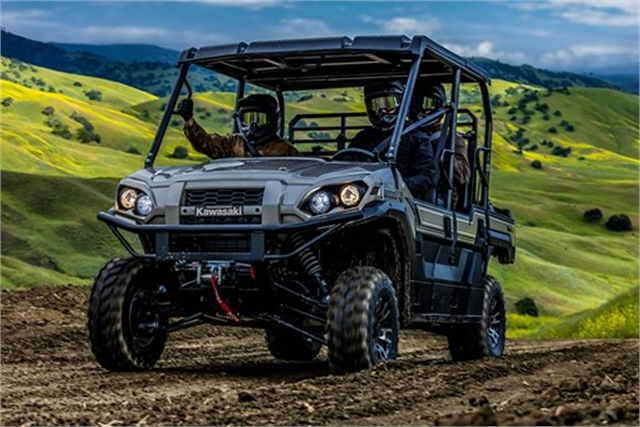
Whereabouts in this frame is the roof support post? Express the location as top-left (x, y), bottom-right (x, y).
top-left (145, 62), bottom-right (191, 168)
top-left (232, 79), bottom-right (246, 134)
top-left (386, 49), bottom-right (424, 165)
top-left (444, 67), bottom-right (461, 210)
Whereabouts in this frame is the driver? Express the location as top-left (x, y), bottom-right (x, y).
top-left (177, 94), bottom-right (299, 158)
top-left (349, 81), bottom-right (436, 200)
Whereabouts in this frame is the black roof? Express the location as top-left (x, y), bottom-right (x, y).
top-left (178, 35), bottom-right (490, 91)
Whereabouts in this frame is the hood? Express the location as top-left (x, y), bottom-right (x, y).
top-left (129, 157), bottom-right (389, 187)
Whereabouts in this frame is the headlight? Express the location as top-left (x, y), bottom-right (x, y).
top-left (308, 191), bottom-right (332, 215)
top-left (340, 185), bottom-right (361, 207)
top-left (119, 188), bottom-right (138, 210)
top-left (136, 194), bottom-right (154, 216)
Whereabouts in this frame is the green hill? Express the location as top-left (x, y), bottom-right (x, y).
top-left (1, 31), bottom-right (233, 97)
top-left (1, 62), bottom-right (637, 339)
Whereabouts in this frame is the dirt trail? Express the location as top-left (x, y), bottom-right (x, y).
top-left (1, 286), bottom-right (638, 426)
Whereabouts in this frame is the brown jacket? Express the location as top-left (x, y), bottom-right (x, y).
top-left (427, 124), bottom-right (471, 208)
top-left (183, 120), bottom-right (299, 159)
top-left (451, 133), bottom-right (471, 208)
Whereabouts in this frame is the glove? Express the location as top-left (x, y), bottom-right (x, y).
top-left (176, 98), bottom-right (193, 121)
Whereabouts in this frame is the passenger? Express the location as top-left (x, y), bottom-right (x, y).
top-left (350, 81), bottom-right (436, 200)
top-left (411, 83), bottom-right (471, 209)
top-left (176, 94), bottom-right (299, 158)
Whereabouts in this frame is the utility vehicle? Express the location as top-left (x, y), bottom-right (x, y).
top-left (87, 35), bottom-right (516, 374)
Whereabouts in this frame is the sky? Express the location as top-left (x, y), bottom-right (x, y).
top-left (1, 1), bottom-right (638, 73)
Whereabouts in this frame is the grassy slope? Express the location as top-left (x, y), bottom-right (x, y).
top-left (1, 68), bottom-right (637, 339)
top-left (479, 82), bottom-right (638, 319)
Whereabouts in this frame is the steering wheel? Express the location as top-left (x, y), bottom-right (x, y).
top-left (331, 148), bottom-right (377, 162)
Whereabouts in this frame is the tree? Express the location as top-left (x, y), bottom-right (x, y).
top-left (515, 297), bottom-right (538, 317)
top-left (530, 160), bottom-right (542, 169)
top-left (583, 208), bottom-right (603, 223)
top-left (553, 110), bottom-right (562, 117)
top-left (170, 145), bottom-right (189, 159)
top-left (1, 97), bottom-right (14, 107)
top-left (84, 90), bottom-right (102, 101)
top-left (548, 127), bottom-right (558, 134)
top-left (605, 214), bottom-right (633, 232)
top-left (42, 106), bottom-right (55, 116)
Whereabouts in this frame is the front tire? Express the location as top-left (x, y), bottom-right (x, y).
top-left (87, 257), bottom-right (167, 371)
top-left (326, 267), bottom-right (399, 375)
top-left (447, 275), bottom-right (506, 361)
top-left (265, 326), bottom-right (322, 361)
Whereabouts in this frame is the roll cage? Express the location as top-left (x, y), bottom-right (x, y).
top-left (145, 35), bottom-right (494, 209)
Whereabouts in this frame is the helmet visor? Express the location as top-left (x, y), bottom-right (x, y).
top-left (241, 110), bottom-right (269, 127)
top-left (368, 94), bottom-right (401, 113)
top-left (421, 96), bottom-right (440, 111)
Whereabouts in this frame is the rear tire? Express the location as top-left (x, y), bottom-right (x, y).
top-left (326, 267), bottom-right (399, 375)
top-left (447, 275), bottom-right (506, 361)
top-left (87, 257), bottom-right (167, 371)
top-left (265, 326), bottom-right (322, 361)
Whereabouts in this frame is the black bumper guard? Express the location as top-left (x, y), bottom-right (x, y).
top-left (98, 210), bottom-right (365, 262)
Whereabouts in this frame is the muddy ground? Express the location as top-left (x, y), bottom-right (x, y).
top-left (1, 285), bottom-right (638, 426)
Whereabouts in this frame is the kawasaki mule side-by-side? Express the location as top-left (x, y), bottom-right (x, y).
top-left (87, 35), bottom-right (516, 374)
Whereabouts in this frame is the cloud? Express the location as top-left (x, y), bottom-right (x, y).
top-left (363, 15), bottom-right (441, 35)
top-left (506, 0), bottom-right (638, 27)
top-left (539, 43), bottom-right (639, 69)
top-left (195, 0), bottom-right (292, 9)
top-left (443, 41), bottom-right (528, 64)
top-left (263, 18), bottom-right (336, 39)
top-left (558, 9), bottom-right (638, 26)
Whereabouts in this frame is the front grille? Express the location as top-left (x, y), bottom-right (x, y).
top-left (184, 189), bottom-right (264, 207)
top-left (169, 234), bottom-right (251, 253)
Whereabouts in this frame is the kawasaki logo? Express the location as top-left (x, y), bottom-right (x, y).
top-left (194, 206), bottom-right (243, 217)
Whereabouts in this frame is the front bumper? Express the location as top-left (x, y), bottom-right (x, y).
top-left (98, 209), bottom-right (366, 262)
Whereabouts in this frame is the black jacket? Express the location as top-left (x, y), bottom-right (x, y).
top-left (350, 126), bottom-right (436, 199)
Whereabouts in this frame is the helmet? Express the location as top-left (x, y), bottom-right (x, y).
top-left (236, 94), bottom-right (279, 145)
top-left (410, 82), bottom-right (447, 121)
top-left (364, 80), bottom-right (405, 132)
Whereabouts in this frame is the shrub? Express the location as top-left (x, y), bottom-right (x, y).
top-left (510, 115), bottom-right (517, 121)
top-left (70, 112), bottom-right (94, 131)
top-left (578, 156), bottom-right (585, 161)
top-left (528, 144), bottom-right (538, 151)
top-left (77, 127), bottom-right (101, 144)
top-left (1, 97), bottom-right (14, 107)
top-left (583, 208), bottom-right (603, 223)
top-left (552, 146), bottom-right (571, 157)
top-left (73, 81), bottom-right (83, 87)
top-left (52, 124), bottom-right (73, 140)
top-left (553, 110), bottom-right (562, 117)
top-left (507, 107), bottom-right (518, 115)
top-left (42, 106), bottom-right (55, 116)
top-left (297, 94), bottom-right (313, 102)
top-left (127, 146), bottom-right (142, 155)
top-left (84, 90), bottom-right (102, 101)
top-left (515, 297), bottom-right (539, 317)
top-left (542, 114), bottom-right (550, 121)
top-left (530, 160), bottom-right (542, 169)
top-left (605, 214), bottom-right (633, 232)
top-left (170, 145), bottom-right (189, 159)
top-left (170, 119), bottom-right (182, 127)
top-left (566, 124), bottom-right (575, 131)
